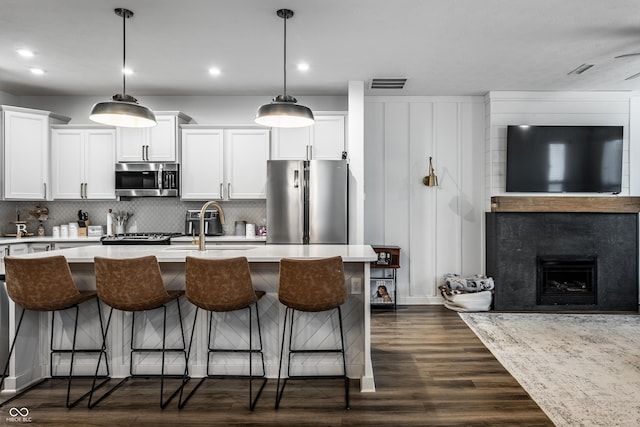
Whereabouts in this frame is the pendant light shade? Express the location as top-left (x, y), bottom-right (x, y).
top-left (90, 8), bottom-right (156, 128)
top-left (255, 9), bottom-right (314, 128)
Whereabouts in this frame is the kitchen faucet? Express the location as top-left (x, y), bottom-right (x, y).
top-left (198, 201), bottom-right (225, 251)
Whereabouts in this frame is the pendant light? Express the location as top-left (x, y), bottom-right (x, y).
top-left (255, 9), bottom-right (314, 128)
top-left (89, 8), bottom-right (156, 128)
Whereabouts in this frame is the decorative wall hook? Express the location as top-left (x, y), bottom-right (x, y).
top-left (423, 157), bottom-right (438, 187)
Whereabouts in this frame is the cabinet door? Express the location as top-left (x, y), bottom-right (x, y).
top-left (52, 128), bottom-right (84, 199)
top-left (4, 110), bottom-right (49, 199)
top-left (9, 244), bottom-right (29, 256)
top-left (29, 243), bottom-right (52, 253)
top-left (0, 245), bottom-right (9, 274)
top-left (271, 127), bottom-right (309, 160)
top-left (116, 127), bottom-right (146, 161)
top-left (225, 129), bottom-right (270, 199)
top-left (310, 115), bottom-right (345, 160)
top-left (181, 129), bottom-right (224, 200)
top-left (85, 129), bottom-right (116, 199)
top-left (147, 115), bottom-right (177, 162)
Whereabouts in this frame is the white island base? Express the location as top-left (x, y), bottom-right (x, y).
top-left (2, 244), bottom-right (378, 395)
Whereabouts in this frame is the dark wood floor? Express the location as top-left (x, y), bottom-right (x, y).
top-left (0, 306), bottom-right (552, 426)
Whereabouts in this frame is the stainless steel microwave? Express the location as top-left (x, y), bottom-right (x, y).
top-left (115, 163), bottom-right (179, 197)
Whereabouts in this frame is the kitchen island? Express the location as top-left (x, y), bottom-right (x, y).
top-left (3, 244), bottom-right (378, 394)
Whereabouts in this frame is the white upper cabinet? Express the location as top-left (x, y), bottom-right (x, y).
top-left (271, 113), bottom-right (346, 160)
top-left (117, 112), bottom-right (191, 162)
top-left (52, 126), bottom-right (116, 200)
top-left (181, 127), bottom-right (270, 200)
top-left (2, 105), bottom-right (70, 200)
top-left (225, 129), bottom-right (270, 199)
top-left (181, 128), bottom-right (224, 200)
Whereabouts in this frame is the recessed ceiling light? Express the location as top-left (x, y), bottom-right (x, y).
top-left (122, 68), bottom-right (133, 75)
top-left (297, 63), bottom-right (310, 72)
top-left (29, 68), bottom-right (45, 75)
top-left (208, 67), bottom-right (221, 76)
top-left (16, 49), bottom-right (34, 58)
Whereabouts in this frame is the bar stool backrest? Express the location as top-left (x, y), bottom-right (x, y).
top-left (278, 256), bottom-right (347, 312)
top-left (94, 256), bottom-right (170, 311)
top-left (4, 256), bottom-right (81, 311)
top-left (185, 256), bottom-right (257, 312)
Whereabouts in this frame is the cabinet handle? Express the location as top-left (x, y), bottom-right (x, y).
top-left (220, 183), bottom-right (224, 199)
top-left (80, 183), bottom-right (84, 198)
top-left (145, 145), bottom-right (150, 161)
top-left (84, 183), bottom-right (88, 198)
top-left (227, 183), bottom-right (231, 199)
top-left (43, 183), bottom-right (47, 198)
top-left (294, 170), bottom-right (299, 188)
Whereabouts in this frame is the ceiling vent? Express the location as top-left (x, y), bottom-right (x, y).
top-left (567, 64), bottom-right (594, 75)
top-left (370, 78), bottom-right (407, 89)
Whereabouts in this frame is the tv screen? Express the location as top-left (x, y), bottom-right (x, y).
top-left (506, 125), bottom-right (623, 193)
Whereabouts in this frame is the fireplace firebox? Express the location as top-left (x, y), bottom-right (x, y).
top-left (537, 256), bottom-right (597, 305)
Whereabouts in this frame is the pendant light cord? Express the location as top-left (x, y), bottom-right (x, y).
top-left (283, 12), bottom-right (287, 97)
top-left (122, 10), bottom-right (127, 96)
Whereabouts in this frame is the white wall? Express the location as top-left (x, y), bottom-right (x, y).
top-left (364, 96), bottom-right (485, 304)
top-left (486, 91), bottom-right (635, 205)
top-left (0, 91), bottom-right (18, 105)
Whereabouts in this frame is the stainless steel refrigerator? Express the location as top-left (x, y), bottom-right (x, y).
top-left (267, 160), bottom-right (348, 244)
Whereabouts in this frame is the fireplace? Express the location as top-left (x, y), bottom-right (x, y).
top-left (537, 256), bottom-right (597, 305)
top-left (486, 212), bottom-right (638, 312)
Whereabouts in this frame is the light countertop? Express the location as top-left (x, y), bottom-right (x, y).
top-left (171, 235), bottom-right (267, 243)
top-left (0, 236), bottom-right (102, 245)
top-left (10, 244), bottom-right (377, 263)
top-left (0, 235), bottom-right (266, 245)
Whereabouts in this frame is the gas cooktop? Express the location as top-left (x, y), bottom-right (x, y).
top-left (100, 233), bottom-right (181, 245)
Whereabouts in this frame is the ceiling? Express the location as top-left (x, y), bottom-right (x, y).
top-left (3, 0), bottom-right (640, 98)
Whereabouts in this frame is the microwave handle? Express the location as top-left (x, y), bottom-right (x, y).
top-left (158, 164), bottom-right (163, 190)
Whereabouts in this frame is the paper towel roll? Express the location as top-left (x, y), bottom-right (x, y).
top-left (245, 223), bottom-right (255, 237)
top-left (235, 221), bottom-right (246, 236)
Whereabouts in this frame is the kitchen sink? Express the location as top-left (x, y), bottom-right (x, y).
top-left (163, 245), bottom-right (259, 251)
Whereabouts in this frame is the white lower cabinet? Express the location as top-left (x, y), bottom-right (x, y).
top-left (8, 244), bottom-right (28, 256)
top-left (53, 242), bottom-right (98, 250)
top-left (181, 127), bottom-right (269, 200)
top-left (52, 126), bottom-right (116, 200)
top-left (29, 243), bottom-right (53, 253)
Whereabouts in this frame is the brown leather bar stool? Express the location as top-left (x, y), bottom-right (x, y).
top-left (275, 256), bottom-right (350, 409)
top-left (0, 256), bottom-right (109, 408)
top-left (89, 255), bottom-right (187, 409)
top-left (178, 256), bottom-right (267, 410)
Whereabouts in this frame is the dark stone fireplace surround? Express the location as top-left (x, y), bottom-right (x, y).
top-left (486, 211), bottom-right (639, 312)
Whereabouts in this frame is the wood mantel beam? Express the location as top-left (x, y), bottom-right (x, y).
top-left (490, 196), bottom-right (640, 213)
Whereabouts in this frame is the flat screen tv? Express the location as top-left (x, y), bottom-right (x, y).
top-left (506, 125), bottom-right (623, 193)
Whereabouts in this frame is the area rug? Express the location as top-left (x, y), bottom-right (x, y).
top-left (459, 312), bottom-right (640, 427)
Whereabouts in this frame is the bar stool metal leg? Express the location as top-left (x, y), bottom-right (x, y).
top-left (1, 299), bottom-right (109, 409)
top-left (179, 301), bottom-right (267, 410)
top-left (275, 306), bottom-right (350, 410)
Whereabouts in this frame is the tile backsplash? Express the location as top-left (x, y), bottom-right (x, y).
top-left (0, 199), bottom-right (266, 237)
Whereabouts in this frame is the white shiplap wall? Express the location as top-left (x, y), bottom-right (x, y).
top-left (485, 91), bottom-right (635, 205)
top-left (364, 96), bottom-right (485, 304)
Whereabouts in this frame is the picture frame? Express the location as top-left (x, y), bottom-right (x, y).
top-left (370, 278), bottom-right (395, 305)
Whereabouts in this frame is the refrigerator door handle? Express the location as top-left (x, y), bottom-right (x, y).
top-left (293, 169), bottom-right (299, 188)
